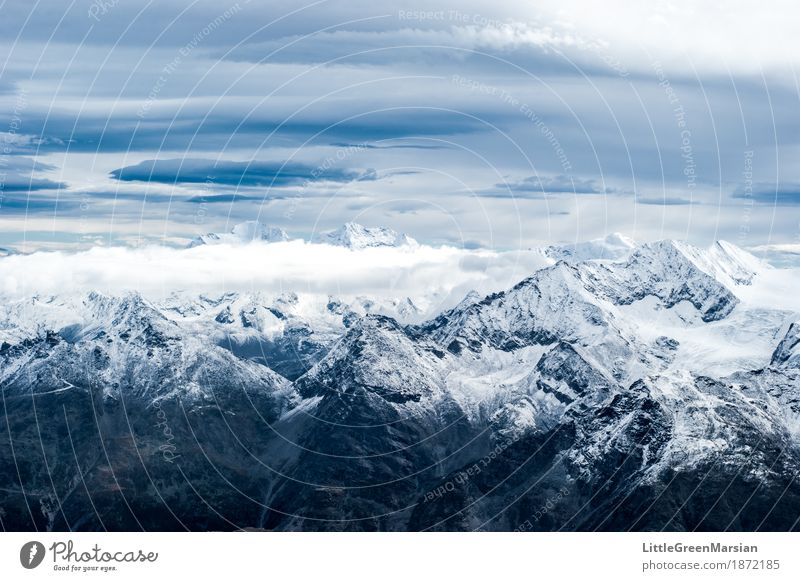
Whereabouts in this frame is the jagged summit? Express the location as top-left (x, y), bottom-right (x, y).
top-left (295, 314), bottom-right (444, 404)
top-left (579, 239), bottom-right (740, 322)
top-left (188, 220), bottom-right (290, 247)
top-left (543, 235), bottom-right (764, 289)
top-left (320, 222), bottom-right (417, 249)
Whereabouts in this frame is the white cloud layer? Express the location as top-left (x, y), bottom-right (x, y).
top-left (0, 241), bottom-right (550, 312)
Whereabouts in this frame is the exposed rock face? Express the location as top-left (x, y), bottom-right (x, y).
top-left (772, 322), bottom-right (800, 368)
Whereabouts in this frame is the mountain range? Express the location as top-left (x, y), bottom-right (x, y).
top-left (1, 223), bottom-right (799, 531)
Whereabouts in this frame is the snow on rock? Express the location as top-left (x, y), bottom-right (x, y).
top-left (320, 222), bottom-right (417, 249)
top-left (580, 240), bottom-right (739, 322)
top-left (672, 240), bottom-right (764, 287)
top-left (0, 290), bottom-right (291, 403)
top-left (188, 220), bottom-right (290, 247)
top-left (295, 314), bottom-right (446, 405)
top-left (545, 232), bottom-right (637, 264)
top-left (419, 261), bottom-right (649, 384)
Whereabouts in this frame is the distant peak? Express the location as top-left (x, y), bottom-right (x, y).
top-left (603, 232), bottom-right (637, 248)
top-left (230, 221), bottom-right (289, 242)
top-left (188, 220), bottom-right (289, 247)
top-left (545, 232), bottom-right (637, 264)
top-left (321, 222), bottom-right (417, 249)
top-left (630, 238), bottom-right (761, 287)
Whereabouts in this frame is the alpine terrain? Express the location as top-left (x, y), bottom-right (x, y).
top-left (1, 223), bottom-right (799, 531)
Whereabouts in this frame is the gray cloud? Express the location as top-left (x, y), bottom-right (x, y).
top-left (0, 178), bottom-right (66, 192)
top-left (0, 156), bottom-right (67, 193)
top-left (0, 195), bottom-right (75, 213)
top-left (185, 193), bottom-right (259, 203)
top-left (484, 174), bottom-right (625, 198)
top-left (110, 159), bottom-right (378, 187)
top-left (732, 183), bottom-right (800, 205)
top-left (636, 196), bottom-right (696, 206)
top-left (329, 141), bottom-right (451, 150)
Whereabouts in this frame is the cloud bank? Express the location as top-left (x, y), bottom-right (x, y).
top-left (0, 240), bottom-right (550, 313)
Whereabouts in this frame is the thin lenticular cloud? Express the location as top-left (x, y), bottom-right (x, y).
top-left (109, 158), bottom-right (378, 187)
top-left (484, 174), bottom-right (624, 198)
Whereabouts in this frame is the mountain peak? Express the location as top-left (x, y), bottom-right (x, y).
top-left (634, 239), bottom-right (762, 287)
top-left (188, 220), bottom-right (290, 248)
top-left (545, 232), bottom-right (636, 264)
top-left (295, 313), bottom-right (444, 404)
top-left (589, 239), bottom-right (740, 322)
top-left (321, 222), bottom-right (417, 249)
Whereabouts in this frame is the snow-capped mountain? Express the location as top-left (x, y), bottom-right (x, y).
top-left (187, 220), bottom-right (417, 251)
top-left (579, 240), bottom-right (740, 322)
top-left (544, 232), bottom-right (636, 263)
top-left (320, 222), bottom-right (417, 249)
top-left (2, 235), bottom-right (799, 532)
top-left (188, 220), bottom-right (290, 247)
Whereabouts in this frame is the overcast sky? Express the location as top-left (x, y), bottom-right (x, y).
top-left (1, 0), bottom-right (799, 252)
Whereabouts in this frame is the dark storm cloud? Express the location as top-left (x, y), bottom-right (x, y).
top-left (110, 158), bottom-right (377, 187)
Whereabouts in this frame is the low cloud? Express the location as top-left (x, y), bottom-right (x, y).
top-left (0, 240), bottom-right (550, 314)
